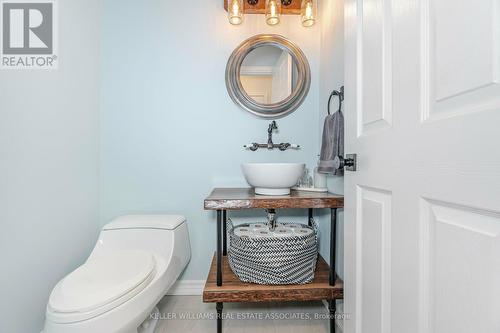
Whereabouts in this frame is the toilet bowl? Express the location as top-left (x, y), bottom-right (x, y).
top-left (43, 215), bottom-right (191, 333)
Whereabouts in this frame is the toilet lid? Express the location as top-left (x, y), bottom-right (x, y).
top-left (49, 250), bottom-right (156, 314)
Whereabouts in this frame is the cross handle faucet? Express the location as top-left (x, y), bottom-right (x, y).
top-left (243, 121), bottom-right (300, 151)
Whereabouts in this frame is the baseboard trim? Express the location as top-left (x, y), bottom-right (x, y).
top-left (167, 280), bottom-right (205, 296)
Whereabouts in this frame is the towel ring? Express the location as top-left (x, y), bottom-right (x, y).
top-left (328, 86), bottom-right (344, 115)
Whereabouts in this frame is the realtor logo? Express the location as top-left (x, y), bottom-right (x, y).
top-left (1, 0), bottom-right (58, 69)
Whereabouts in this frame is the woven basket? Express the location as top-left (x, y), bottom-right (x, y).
top-left (227, 219), bottom-right (319, 285)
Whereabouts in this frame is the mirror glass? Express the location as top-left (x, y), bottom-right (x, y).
top-left (240, 45), bottom-right (299, 105)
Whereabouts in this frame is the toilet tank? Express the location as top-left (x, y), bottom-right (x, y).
top-left (90, 215), bottom-right (191, 272)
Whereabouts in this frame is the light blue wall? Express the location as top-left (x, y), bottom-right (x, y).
top-left (0, 1), bottom-right (101, 332)
top-left (100, 0), bottom-right (322, 280)
top-left (317, 0), bottom-right (345, 279)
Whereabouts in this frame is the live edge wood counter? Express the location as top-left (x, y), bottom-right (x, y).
top-left (204, 188), bottom-right (344, 210)
top-left (203, 188), bottom-right (344, 333)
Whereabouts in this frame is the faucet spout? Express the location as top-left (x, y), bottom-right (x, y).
top-left (267, 121), bottom-right (278, 149)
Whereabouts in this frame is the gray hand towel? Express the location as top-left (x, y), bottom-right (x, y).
top-left (318, 110), bottom-right (344, 175)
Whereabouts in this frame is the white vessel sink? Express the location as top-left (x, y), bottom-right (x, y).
top-left (242, 163), bottom-right (305, 195)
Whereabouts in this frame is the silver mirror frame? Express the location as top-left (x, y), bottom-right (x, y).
top-left (226, 34), bottom-right (311, 119)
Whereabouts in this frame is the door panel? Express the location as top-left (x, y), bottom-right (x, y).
top-left (420, 200), bottom-right (500, 333)
top-left (357, 186), bottom-right (392, 333)
top-left (423, 0), bottom-right (500, 121)
top-left (360, 0), bottom-right (392, 136)
top-left (434, 0), bottom-right (497, 100)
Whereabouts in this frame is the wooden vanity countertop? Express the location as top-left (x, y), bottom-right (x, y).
top-left (204, 188), bottom-right (344, 210)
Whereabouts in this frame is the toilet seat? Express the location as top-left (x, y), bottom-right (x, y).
top-left (47, 250), bottom-right (156, 324)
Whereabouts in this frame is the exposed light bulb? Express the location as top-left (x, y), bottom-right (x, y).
top-left (266, 0), bottom-right (281, 26)
top-left (228, 0), bottom-right (243, 25)
top-left (301, 0), bottom-right (317, 27)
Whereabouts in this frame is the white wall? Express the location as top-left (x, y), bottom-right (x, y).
top-left (100, 0), bottom-right (321, 281)
top-left (316, 0), bottom-right (345, 278)
top-left (0, 1), bottom-right (101, 332)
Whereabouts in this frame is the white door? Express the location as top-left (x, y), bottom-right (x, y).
top-left (344, 0), bottom-right (500, 333)
top-left (271, 51), bottom-right (293, 103)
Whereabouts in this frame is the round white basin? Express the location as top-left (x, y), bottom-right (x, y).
top-left (241, 163), bottom-right (305, 196)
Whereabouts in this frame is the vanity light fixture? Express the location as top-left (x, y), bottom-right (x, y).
top-left (301, 0), bottom-right (317, 27)
top-left (265, 0), bottom-right (281, 25)
top-left (225, 0), bottom-right (315, 27)
top-left (228, 0), bottom-right (244, 25)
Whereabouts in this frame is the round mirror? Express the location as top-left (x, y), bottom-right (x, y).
top-left (226, 35), bottom-right (311, 119)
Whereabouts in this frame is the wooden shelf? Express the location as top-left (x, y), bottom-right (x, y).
top-left (203, 254), bottom-right (343, 303)
top-left (204, 188), bottom-right (344, 210)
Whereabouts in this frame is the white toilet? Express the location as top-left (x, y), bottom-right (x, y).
top-left (43, 215), bottom-right (191, 333)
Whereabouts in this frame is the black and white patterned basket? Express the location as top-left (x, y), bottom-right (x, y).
top-left (227, 219), bottom-right (319, 285)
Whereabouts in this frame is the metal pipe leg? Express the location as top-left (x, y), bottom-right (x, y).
top-left (222, 210), bottom-right (227, 256)
top-left (330, 208), bottom-right (337, 286)
top-left (308, 208), bottom-right (313, 226)
top-left (216, 302), bottom-right (223, 333)
top-left (216, 210), bottom-right (222, 286)
top-left (328, 299), bottom-right (336, 333)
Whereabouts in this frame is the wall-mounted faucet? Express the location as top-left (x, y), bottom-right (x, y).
top-left (244, 121), bottom-right (300, 151)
